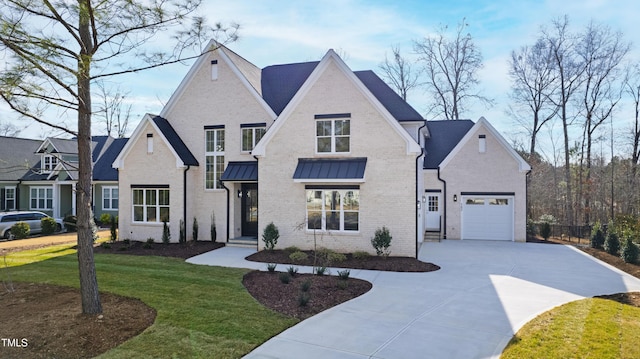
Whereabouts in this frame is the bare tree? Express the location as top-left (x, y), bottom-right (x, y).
top-left (413, 19), bottom-right (493, 120)
top-left (624, 63), bottom-right (640, 214)
top-left (95, 81), bottom-right (132, 138)
top-left (0, 0), bottom-right (238, 315)
top-left (575, 20), bottom-right (629, 225)
top-left (508, 39), bottom-right (559, 160)
top-left (379, 45), bottom-right (420, 101)
top-left (0, 120), bottom-right (20, 137)
top-left (542, 16), bottom-right (586, 227)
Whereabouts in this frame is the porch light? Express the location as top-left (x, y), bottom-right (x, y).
top-left (453, 194), bottom-right (458, 202)
top-left (237, 189), bottom-right (242, 198)
top-left (422, 196), bottom-right (427, 203)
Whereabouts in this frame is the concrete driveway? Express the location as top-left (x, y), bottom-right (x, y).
top-left (187, 240), bottom-right (640, 359)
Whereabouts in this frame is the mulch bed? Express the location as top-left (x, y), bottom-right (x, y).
top-left (243, 271), bottom-right (372, 319)
top-left (93, 240), bottom-right (224, 259)
top-left (246, 249), bottom-right (440, 272)
top-left (0, 283), bottom-right (156, 359)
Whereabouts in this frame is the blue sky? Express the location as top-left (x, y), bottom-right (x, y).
top-left (4, 0), bottom-right (639, 156)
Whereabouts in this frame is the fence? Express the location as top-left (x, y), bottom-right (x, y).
top-left (533, 224), bottom-right (597, 244)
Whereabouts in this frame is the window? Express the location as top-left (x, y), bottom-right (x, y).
top-left (3, 187), bottom-right (15, 210)
top-left (132, 188), bottom-right (169, 223)
top-left (316, 118), bottom-right (350, 153)
top-left (306, 189), bottom-right (359, 232)
top-left (205, 128), bottom-right (225, 189)
top-left (30, 187), bottom-right (53, 210)
top-left (42, 154), bottom-right (58, 173)
top-left (428, 195), bottom-right (439, 212)
top-left (489, 198), bottom-right (509, 205)
top-left (147, 134), bottom-right (153, 154)
top-left (241, 126), bottom-right (266, 152)
top-left (103, 186), bottom-right (119, 210)
top-left (465, 198), bottom-right (485, 205)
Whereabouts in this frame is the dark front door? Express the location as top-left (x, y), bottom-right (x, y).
top-left (241, 183), bottom-right (258, 237)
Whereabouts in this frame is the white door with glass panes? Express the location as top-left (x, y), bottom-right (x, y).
top-left (425, 193), bottom-right (441, 231)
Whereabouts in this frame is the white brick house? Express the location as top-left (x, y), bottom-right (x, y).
top-left (113, 42), bottom-right (530, 258)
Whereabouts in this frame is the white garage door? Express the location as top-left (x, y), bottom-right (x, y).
top-left (461, 196), bottom-right (514, 241)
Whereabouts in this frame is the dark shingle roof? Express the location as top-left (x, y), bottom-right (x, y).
top-left (93, 138), bottom-right (128, 181)
top-left (220, 161), bottom-right (258, 181)
top-left (260, 62), bottom-right (423, 123)
top-left (0, 136), bottom-right (41, 181)
top-left (152, 116), bottom-right (199, 166)
top-left (293, 158), bottom-right (367, 180)
top-left (354, 70), bottom-right (423, 122)
top-left (423, 120), bottom-right (475, 169)
top-left (262, 61), bottom-right (319, 115)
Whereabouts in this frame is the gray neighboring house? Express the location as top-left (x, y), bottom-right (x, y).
top-left (1, 135), bottom-right (127, 221)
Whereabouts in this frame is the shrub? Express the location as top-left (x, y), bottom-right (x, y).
top-left (297, 293), bottom-right (310, 307)
top-left (371, 226), bottom-right (392, 257)
top-left (315, 266), bottom-right (327, 276)
top-left (266, 263), bottom-right (277, 272)
top-left (604, 231), bottom-right (620, 256)
top-left (287, 266), bottom-right (298, 276)
top-left (143, 238), bottom-right (153, 249)
top-left (336, 280), bottom-right (348, 290)
top-left (10, 222), bottom-right (29, 239)
top-left (278, 272), bottom-right (291, 284)
top-left (621, 237), bottom-right (639, 264)
top-left (262, 222), bottom-right (279, 251)
top-left (337, 269), bottom-right (350, 281)
top-left (192, 217), bottom-right (199, 242)
top-left (289, 251), bottom-right (308, 263)
top-left (100, 242), bottom-right (111, 249)
top-left (317, 248), bottom-right (346, 264)
top-left (41, 217), bottom-right (57, 235)
top-left (210, 211), bottom-right (217, 242)
top-left (110, 215), bottom-right (117, 242)
top-left (284, 246), bottom-right (301, 253)
top-left (179, 219), bottom-right (186, 244)
top-left (99, 213), bottom-right (112, 226)
top-left (590, 223), bottom-right (605, 249)
top-left (63, 215), bottom-right (77, 232)
top-left (162, 220), bottom-right (171, 243)
top-left (539, 222), bottom-right (551, 241)
top-left (353, 251), bottom-right (370, 260)
top-left (300, 280), bottom-right (311, 292)
top-left (526, 218), bottom-right (537, 236)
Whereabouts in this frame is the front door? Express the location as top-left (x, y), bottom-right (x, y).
top-left (425, 193), bottom-right (441, 231)
top-left (241, 183), bottom-right (258, 237)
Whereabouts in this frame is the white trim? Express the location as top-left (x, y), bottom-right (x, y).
top-left (439, 117), bottom-right (531, 172)
top-left (293, 178), bottom-right (365, 183)
top-left (252, 49), bottom-right (421, 157)
top-left (102, 186), bottom-right (119, 210)
top-left (460, 194), bottom-right (515, 241)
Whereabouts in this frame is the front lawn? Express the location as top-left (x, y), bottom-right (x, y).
top-left (1, 248), bottom-right (297, 358)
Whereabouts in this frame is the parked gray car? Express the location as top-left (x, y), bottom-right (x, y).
top-left (0, 211), bottom-right (64, 239)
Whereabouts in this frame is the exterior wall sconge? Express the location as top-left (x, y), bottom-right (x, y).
top-left (237, 189), bottom-right (242, 198)
top-left (422, 196), bottom-right (427, 203)
top-left (453, 194), bottom-right (458, 202)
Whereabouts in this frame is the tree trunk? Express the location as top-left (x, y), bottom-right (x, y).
top-left (76, 0), bottom-right (102, 315)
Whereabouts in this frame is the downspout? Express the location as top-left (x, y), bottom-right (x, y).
top-left (221, 181), bottom-right (230, 243)
top-left (183, 165), bottom-right (190, 239)
top-left (415, 121), bottom-right (427, 258)
top-left (253, 155), bottom-right (260, 251)
top-left (437, 167), bottom-right (447, 240)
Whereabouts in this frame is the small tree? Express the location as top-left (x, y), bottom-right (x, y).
top-left (179, 219), bottom-right (186, 244)
top-left (604, 231), bottom-right (620, 256)
top-left (162, 220), bottom-right (171, 244)
top-left (590, 222), bottom-right (605, 249)
top-left (192, 217), bottom-right (199, 242)
top-left (539, 222), bottom-right (551, 241)
top-left (262, 222), bottom-right (279, 251)
top-left (210, 211), bottom-right (217, 243)
top-left (371, 226), bottom-right (392, 257)
top-left (621, 237), bottom-right (639, 264)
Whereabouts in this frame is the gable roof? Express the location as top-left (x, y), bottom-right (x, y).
top-left (0, 136), bottom-right (41, 181)
top-left (93, 138), bottom-right (128, 181)
top-left (113, 114), bottom-right (198, 169)
top-left (354, 70), bottom-right (423, 122)
top-left (262, 61), bottom-right (319, 115)
top-left (253, 49), bottom-right (422, 156)
top-left (439, 117), bottom-right (531, 172)
top-left (423, 120), bottom-right (475, 169)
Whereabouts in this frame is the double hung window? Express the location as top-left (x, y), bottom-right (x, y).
top-left (205, 127), bottom-right (225, 189)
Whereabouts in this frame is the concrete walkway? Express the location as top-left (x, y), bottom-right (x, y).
top-left (187, 241), bottom-right (640, 359)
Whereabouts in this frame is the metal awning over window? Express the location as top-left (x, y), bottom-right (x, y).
top-left (293, 157), bottom-right (367, 183)
top-left (221, 161), bottom-right (258, 182)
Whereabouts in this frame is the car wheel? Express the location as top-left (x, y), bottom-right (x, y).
top-left (56, 224), bottom-right (62, 233)
top-left (4, 229), bottom-right (12, 240)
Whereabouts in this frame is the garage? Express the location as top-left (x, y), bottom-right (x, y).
top-left (461, 194), bottom-right (514, 241)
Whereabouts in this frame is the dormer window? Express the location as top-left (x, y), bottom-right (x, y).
top-left (42, 154), bottom-right (58, 173)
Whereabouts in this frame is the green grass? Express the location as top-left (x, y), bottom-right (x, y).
top-left (1, 247), bottom-right (298, 358)
top-left (502, 297), bottom-right (640, 359)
